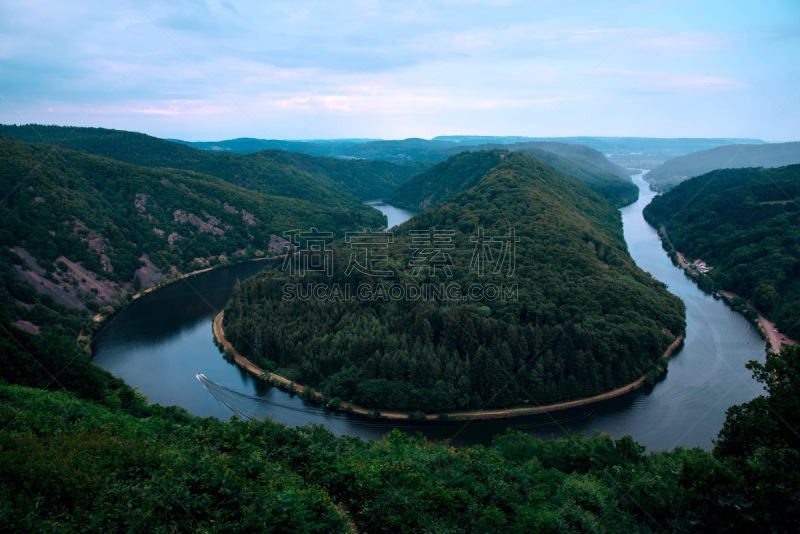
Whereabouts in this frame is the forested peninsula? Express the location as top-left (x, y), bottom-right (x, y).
top-left (223, 152), bottom-right (685, 414)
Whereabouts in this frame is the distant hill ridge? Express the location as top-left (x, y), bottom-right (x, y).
top-left (1, 124), bottom-right (638, 207)
top-left (646, 141), bottom-right (800, 191)
top-left (389, 148), bottom-right (638, 209)
top-left (0, 124), bottom-right (427, 203)
top-left (437, 140), bottom-right (630, 178)
top-left (170, 134), bottom-right (765, 166)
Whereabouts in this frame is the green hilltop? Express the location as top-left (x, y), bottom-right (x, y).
top-left (173, 133), bottom-right (764, 168)
top-left (388, 150), bottom-right (512, 210)
top-left (170, 132), bottom-right (639, 206)
top-left (390, 147), bottom-right (637, 209)
top-left (436, 140), bottom-right (629, 179)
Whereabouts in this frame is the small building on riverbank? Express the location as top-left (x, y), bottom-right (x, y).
top-left (692, 259), bottom-right (711, 274)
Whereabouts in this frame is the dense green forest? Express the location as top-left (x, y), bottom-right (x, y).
top-left (223, 153), bottom-right (685, 413)
top-left (1, 314), bottom-right (798, 532)
top-left (0, 125), bottom-right (638, 207)
top-left (389, 148), bottom-right (637, 210)
top-left (388, 150), bottom-right (512, 210)
top-left (435, 135), bottom-right (763, 149)
top-left (646, 141), bottom-right (800, 191)
top-left (180, 136), bottom-right (464, 161)
top-left (643, 164), bottom-right (800, 336)
top-left (0, 135), bottom-right (382, 336)
top-left (9, 125), bottom-right (635, 207)
top-left (173, 132), bottom-right (639, 206)
top-left (0, 124), bottom-right (427, 202)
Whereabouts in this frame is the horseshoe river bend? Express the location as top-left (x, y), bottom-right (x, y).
top-left (92, 172), bottom-right (765, 451)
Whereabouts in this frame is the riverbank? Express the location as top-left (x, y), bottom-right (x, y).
top-left (655, 225), bottom-right (796, 355)
top-left (82, 254), bottom-right (282, 353)
top-left (128, 254), bottom-right (279, 302)
top-left (213, 310), bottom-right (684, 421)
top-left (718, 290), bottom-right (797, 354)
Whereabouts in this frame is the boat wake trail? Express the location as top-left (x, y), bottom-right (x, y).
top-left (195, 372), bottom-right (328, 419)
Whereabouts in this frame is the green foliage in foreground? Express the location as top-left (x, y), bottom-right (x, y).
top-left (643, 164), bottom-right (800, 334)
top-left (1, 315), bottom-right (799, 532)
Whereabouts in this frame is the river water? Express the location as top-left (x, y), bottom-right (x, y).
top-left (362, 199), bottom-right (416, 229)
top-left (93, 172), bottom-right (765, 451)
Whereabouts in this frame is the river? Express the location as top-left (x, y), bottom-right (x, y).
top-left (92, 172), bottom-right (764, 451)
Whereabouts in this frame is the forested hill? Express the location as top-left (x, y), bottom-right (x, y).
top-left (175, 134), bottom-right (763, 168)
top-left (171, 130), bottom-right (637, 206)
top-left (390, 148), bottom-right (637, 210)
top-left (17, 124), bottom-right (636, 206)
top-left (643, 164), bottom-right (800, 334)
top-left (178, 136), bottom-right (462, 161)
top-left (388, 150), bottom-right (510, 210)
top-left (0, 124), bottom-right (427, 201)
top-left (646, 141), bottom-right (800, 191)
top-left (516, 145), bottom-right (638, 205)
top-left (0, 136), bottom-right (381, 336)
top-left (224, 152), bottom-right (685, 413)
top-left (438, 140), bottom-right (629, 179)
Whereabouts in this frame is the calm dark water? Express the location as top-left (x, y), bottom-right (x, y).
top-left (93, 173), bottom-right (765, 451)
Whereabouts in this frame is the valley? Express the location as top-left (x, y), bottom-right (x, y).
top-left (89, 170), bottom-right (765, 452)
top-left (1, 127), bottom-right (796, 532)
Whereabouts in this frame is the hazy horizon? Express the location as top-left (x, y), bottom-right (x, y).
top-left (168, 133), bottom-right (773, 143)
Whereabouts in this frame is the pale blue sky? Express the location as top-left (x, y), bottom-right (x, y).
top-left (1, 0), bottom-right (798, 141)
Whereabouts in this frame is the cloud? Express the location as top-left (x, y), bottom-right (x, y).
top-left (260, 81), bottom-right (563, 116)
top-left (0, 0), bottom-right (797, 139)
top-left (594, 68), bottom-right (748, 93)
top-left (568, 28), bottom-right (735, 55)
top-left (410, 24), bottom-right (736, 64)
top-left (43, 100), bottom-right (230, 117)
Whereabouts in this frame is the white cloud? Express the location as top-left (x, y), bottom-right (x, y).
top-left (594, 68), bottom-right (747, 93)
top-left (42, 100), bottom-right (230, 117)
top-left (0, 0), bottom-right (797, 139)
